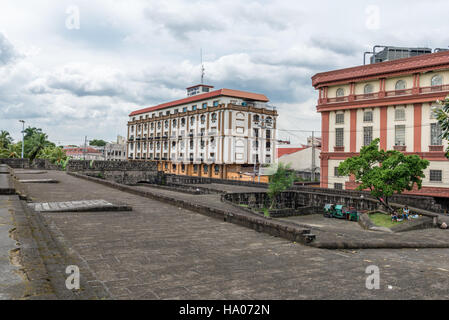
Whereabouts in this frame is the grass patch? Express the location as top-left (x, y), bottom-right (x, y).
top-left (368, 212), bottom-right (407, 228)
top-left (238, 204), bottom-right (249, 208)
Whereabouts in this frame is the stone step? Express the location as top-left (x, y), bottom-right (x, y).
top-left (28, 199), bottom-right (132, 213)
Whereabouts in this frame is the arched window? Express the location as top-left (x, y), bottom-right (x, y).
top-left (236, 112), bottom-right (245, 119)
top-left (336, 88), bottom-right (345, 97)
top-left (172, 119), bottom-right (177, 127)
top-left (265, 116), bottom-right (273, 126)
top-left (395, 80), bottom-right (406, 90)
top-left (253, 115), bottom-right (260, 123)
top-left (431, 74), bottom-right (443, 86)
top-left (157, 121), bottom-right (161, 129)
top-left (364, 84), bottom-right (373, 94)
top-left (200, 115), bottom-right (206, 124)
top-left (211, 113), bottom-right (217, 121)
top-left (164, 120), bottom-right (168, 128)
top-left (190, 116), bottom-right (195, 125)
top-left (181, 118), bottom-right (186, 126)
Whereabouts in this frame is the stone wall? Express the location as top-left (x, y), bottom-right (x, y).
top-left (291, 185), bottom-right (444, 213)
top-left (0, 159), bottom-right (30, 168)
top-left (67, 160), bottom-right (161, 185)
top-left (165, 174), bottom-right (268, 188)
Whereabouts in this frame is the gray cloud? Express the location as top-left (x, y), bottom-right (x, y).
top-left (0, 33), bottom-right (20, 65)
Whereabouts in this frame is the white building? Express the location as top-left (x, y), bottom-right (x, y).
top-left (127, 84), bottom-right (278, 181)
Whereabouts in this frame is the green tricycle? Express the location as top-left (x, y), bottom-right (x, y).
top-left (323, 204), bottom-right (359, 222)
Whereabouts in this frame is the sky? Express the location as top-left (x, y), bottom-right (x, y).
top-left (1, 0), bottom-right (449, 146)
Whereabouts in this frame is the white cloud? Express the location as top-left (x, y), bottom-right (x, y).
top-left (1, 0), bottom-right (449, 146)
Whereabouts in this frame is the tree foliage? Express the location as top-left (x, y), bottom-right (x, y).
top-left (89, 139), bottom-right (107, 147)
top-left (267, 163), bottom-right (297, 211)
top-left (0, 130), bottom-right (13, 149)
top-left (436, 96), bottom-right (449, 158)
top-left (338, 138), bottom-right (429, 213)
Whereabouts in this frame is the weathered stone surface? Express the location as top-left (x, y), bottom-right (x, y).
top-left (19, 179), bottom-right (58, 184)
top-left (13, 170), bottom-right (449, 299)
top-left (28, 200), bottom-right (132, 213)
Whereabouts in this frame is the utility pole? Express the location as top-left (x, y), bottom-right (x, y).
top-left (311, 130), bottom-right (316, 182)
top-left (83, 136), bottom-right (87, 160)
top-left (19, 120), bottom-right (25, 158)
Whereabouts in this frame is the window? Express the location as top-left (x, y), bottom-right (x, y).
top-left (202, 103), bottom-right (207, 109)
top-left (157, 121), bottom-right (161, 129)
top-left (181, 118), bottom-right (186, 126)
top-left (181, 164), bottom-right (185, 172)
top-left (431, 123), bottom-right (442, 145)
top-left (336, 88), bottom-right (345, 97)
top-left (334, 183), bottom-right (343, 190)
top-left (335, 113), bottom-right (344, 124)
top-left (190, 116), bottom-right (195, 125)
top-left (193, 164), bottom-right (198, 172)
top-left (363, 126), bottom-right (373, 146)
top-left (431, 74), bottom-right (443, 86)
top-left (395, 125), bottom-right (405, 146)
top-left (364, 84), bottom-right (373, 94)
top-left (214, 165), bottom-right (219, 173)
top-left (172, 119), bottom-right (177, 127)
top-left (164, 120), bottom-right (168, 129)
top-left (363, 111), bottom-right (373, 122)
top-left (211, 113), bottom-right (217, 121)
top-left (430, 170), bottom-right (442, 182)
top-left (253, 115), bottom-right (260, 123)
top-left (213, 100), bottom-right (219, 107)
top-left (183, 107), bottom-right (187, 112)
top-left (335, 128), bottom-right (344, 147)
top-left (166, 111), bottom-right (170, 115)
top-left (334, 167), bottom-right (340, 177)
top-left (395, 80), bottom-right (406, 90)
top-left (200, 115), bottom-right (206, 124)
top-left (192, 105), bottom-right (197, 111)
top-left (204, 164), bottom-right (208, 173)
top-left (395, 108), bottom-right (405, 121)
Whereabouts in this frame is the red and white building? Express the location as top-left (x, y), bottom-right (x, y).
top-left (312, 49), bottom-right (449, 197)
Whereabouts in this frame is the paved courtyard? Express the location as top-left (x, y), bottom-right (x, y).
top-left (11, 170), bottom-right (449, 299)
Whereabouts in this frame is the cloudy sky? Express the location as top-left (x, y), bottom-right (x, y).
top-left (1, 0), bottom-right (449, 146)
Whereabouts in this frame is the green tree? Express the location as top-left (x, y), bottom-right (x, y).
top-left (37, 146), bottom-right (68, 165)
top-left (24, 127), bottom-right (43, 140)
top-left (0, 144), bottom-right (20, 158)
top-left (267, 163), bottom-right (297, 212)
top-left (338, 138), bottom-right (429, 213)
top-left (27, 133), bottom-right (54, 161)
top-left (89, 139), bottom-right (107, 147)
top-left (0, 130), bottom-right (13, 149)
top-left (436, 96), bottom-right (449, 158)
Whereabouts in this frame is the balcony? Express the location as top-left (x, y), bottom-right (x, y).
top-left (393, 145), bottom-right (406, 151)
top-left (429, 145), bottom-right (444, 152)
top-left (420, 84), bottom-right (449, 94)
top-left (385, 89), bottom-right (412, 97)
top-left (334, 146), bottom-right (344, 152)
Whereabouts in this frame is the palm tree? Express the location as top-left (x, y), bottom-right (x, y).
top-left (24, 127), bottom-right (43, 140)
top-left (0, 144), bottom-right (20, 158)
top-left (0, 130), bottom-right (13, 149)
top-left (28, 133), bottom-right (52, 161)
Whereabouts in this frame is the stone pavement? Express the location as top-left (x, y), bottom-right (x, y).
top-left (11, 170), bottom-right (449, 299)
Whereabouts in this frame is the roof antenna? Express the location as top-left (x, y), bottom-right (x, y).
top-left (200, 48), bottom-right (205, 84)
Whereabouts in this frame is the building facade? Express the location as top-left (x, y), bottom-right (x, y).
top-left (105, 135), bottom-right (127, 161)
top-left (127, 85), bottom-right (277, 180)
top-left (63, 146), bottom-right (104, 160)
top-left (312, 50), bottom-right (449, 197)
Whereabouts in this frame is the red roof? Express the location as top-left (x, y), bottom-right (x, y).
top-left (277, 147), bottom-right (306, 158)
top-left (129, 88), bottom-right (269, 116)
top-left (64, 147), bottom-right (101, 155)
top-left (312, 50), bottom-right (449, 88)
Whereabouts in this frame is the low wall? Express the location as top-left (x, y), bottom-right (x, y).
top-left (165, 174), bottom-right (268, 188)
top-left (67, 160), bottom-right (161, 185)
top-left (0, 158), bottom-right (30, 168)
top-left (291, 185), bottom-right (444, 213)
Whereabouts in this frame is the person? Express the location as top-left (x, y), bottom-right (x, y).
top-left (391, 212), bottom-right (398, 222)
top-left (402, 206), bottom-right (410, 220)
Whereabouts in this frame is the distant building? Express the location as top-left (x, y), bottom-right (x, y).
top-left (278, 147), bottom-right (320, 181)
top-left (105, 136), bottom-right (127, 161)
top-left (306, 136), bottom-right (321, 147)
top-left (127, 84), bottom-right (277, 181)
top-left (63, 146), bottom-right (104, 160)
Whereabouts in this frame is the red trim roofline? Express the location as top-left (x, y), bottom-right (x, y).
top-left (312, 50), bottom-right (449, 88)
top-left (129, 88), bottom-right (269, 116)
